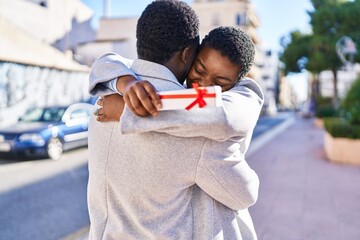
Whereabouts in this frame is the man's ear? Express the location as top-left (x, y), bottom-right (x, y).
top-left (179, 46), bottom-right (193, 65)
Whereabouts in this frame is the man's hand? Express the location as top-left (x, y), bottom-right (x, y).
top-left (117, 76), bottom-right (162, 117)
top-left (95, 94), bottom-right (125, 122)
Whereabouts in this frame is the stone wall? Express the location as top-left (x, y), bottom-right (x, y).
top-left (0, 61), bottom-right (90, 127)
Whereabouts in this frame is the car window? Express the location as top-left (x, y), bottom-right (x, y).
top-left (43, 108), bottom-right (65, 122)
top-left (20, 107), bottom-right (66, 122)
top-left (20, 108), bottom-right (43, 122)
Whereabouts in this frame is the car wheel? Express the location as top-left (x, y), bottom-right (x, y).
top-left (47, 137), bottom-right (63, 160)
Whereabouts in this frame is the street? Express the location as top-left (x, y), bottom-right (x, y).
top-left (0, 113), bottom-right (290, 240)
top-left (0, 148), bottom-right (90, 240)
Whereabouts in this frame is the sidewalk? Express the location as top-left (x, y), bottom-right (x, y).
top-left (66, 114), bottom-right (360, 240)
top-left (248, 115), bottom-right (360, 240)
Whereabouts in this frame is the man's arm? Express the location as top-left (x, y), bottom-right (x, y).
top-left (195, 137), bottom-right (259, 210)
top-left (89, 53), bottom-right (161, 116)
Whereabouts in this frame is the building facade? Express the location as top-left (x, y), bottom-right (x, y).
top-left (191, 0), bottom-right (262, 81)
top-left (78, 0), bottom-right (264, 81)
top-left (260, 50), bottom-right (280, 115)
top-left (0, 0), bottom-right (95, 54)
top-left (77, 17), bottom-right (138, 66)
top-left (318, 64), bottom-right (360, 99)
top-left (0, 0), bottom-right (93, 127)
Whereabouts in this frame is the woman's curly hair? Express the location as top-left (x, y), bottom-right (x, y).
top-left (200, 26), bottom-right (255, 80)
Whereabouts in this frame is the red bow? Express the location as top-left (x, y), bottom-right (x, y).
top-left (185, 83), bottom-right (207, 110)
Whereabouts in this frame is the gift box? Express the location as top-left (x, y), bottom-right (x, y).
top-left (158, 84), bottom-right (222, 111)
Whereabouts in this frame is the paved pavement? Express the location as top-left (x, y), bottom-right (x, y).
top-left (66, 114), bottom-right (360, 240)
top-left (248, 115), bottom-right (360, 240)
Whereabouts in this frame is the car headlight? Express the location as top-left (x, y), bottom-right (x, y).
top-left (19, 133), bottom-right (44, 144)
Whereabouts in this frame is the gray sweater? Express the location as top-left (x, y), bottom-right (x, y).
top-left (88, 53), bottom-right (264, 239)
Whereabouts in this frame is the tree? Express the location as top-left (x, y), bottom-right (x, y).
top-left (308, 0), bottom-right (346, 107)
top-left (281, 0), bottom-right (359, 108)
top-left (280, 31), bottom-right (311, 74)
top-left (336, 0), bottom-right (360, 63)
top-left (280, 31), bottom-right (324, 110)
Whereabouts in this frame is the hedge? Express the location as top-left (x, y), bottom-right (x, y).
top-left (324, 117), bottom-right (360, 139)
top-left (315, 105), bottom-right (338, 118)
top-left (341, 78), bottom-right (360, 125)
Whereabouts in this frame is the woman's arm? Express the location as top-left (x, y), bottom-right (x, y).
top-left (119, 78), bottom-right (264, 141)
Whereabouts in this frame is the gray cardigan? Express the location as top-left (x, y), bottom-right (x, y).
top-left (87, 53), bottom-right (264, 239)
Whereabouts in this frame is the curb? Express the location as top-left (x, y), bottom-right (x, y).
top-left (247, 115), bottom-right (296, 158)
top-left (61, 225), bottom-right (89, 240)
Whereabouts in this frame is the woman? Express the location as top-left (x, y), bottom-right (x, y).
top-left (89, 26), bottom-right (264, 240)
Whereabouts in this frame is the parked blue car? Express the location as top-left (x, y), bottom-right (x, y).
top-left (0, 103), bottom-right (94, 160)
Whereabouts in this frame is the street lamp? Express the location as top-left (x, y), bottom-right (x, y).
top-left (336, 36), bottom-right (357, 92)
top-left (336, 36), bottom-right (357, 68)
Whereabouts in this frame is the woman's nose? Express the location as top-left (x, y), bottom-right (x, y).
top-left (199, 76), bottom-right (214, 87)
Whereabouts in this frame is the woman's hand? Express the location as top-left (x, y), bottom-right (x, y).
top-left (117, 76), bottom-right (161, 117)
top-left (95, 94), bottom-right (125, 122)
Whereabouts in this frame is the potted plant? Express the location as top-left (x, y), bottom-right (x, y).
top-left (323, 78), bottom-right (360, 165)
top-left (314, 97), bottom-right (338, 128)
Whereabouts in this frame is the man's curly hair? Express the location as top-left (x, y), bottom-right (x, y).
top-left (136, 0), bottom-right (200, 64)
top-left (200, 26), bottom-right (255, 80)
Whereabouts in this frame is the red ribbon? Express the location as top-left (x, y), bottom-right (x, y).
top-left (185, 83), bottom-right (207, 110)
top-left (159, 83), bottom-right (216, 110)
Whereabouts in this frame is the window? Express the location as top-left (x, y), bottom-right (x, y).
top-left (236, 13), bottom-right (248, 26)
top-left (263, 75), bottom-right (270, 81)
top-left (26, 0), bottom-right (48, 8)
top-left (39, 1), bottom-right (47, 7)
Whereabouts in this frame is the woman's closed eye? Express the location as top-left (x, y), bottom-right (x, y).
top-left (214, 78), bottom-right (237, 91)
top-left (194, 65), bottom-right (205, 75)
top-left (214, 77), bottom-right (232, 86)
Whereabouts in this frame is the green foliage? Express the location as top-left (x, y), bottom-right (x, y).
top-left (315, 96), bottom-right (338, 118)
top-left (310, 0), bottom-right (345, 10)
top-left (281, 0), bottom-right (360, 108)
top-left (279, 31), bottom-right (312, 74)
top-left (324, 78), bottom-right (360, 139)
top-left (340, 78), bottom-right (360, 125)
top-left (324, 117), bottom-right (360, 139)
top-left (316, 96), bottom-right (332, 106)
top-left (281, 0), bottom-right (358, 75)
top-left (311, 36), bottom-right (341, 71)
top-left (315, 105), bottom-right (338, 118)
top-left (336, 0), bottom-right (360, 63)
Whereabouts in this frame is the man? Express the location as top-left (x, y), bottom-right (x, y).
top-left (88, 1), bottom-right (262, 239)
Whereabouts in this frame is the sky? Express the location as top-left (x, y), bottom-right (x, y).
top-left (81, 0), bottom-right (313, 101)
top-left (82, 0), bottom-right (314, 52)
